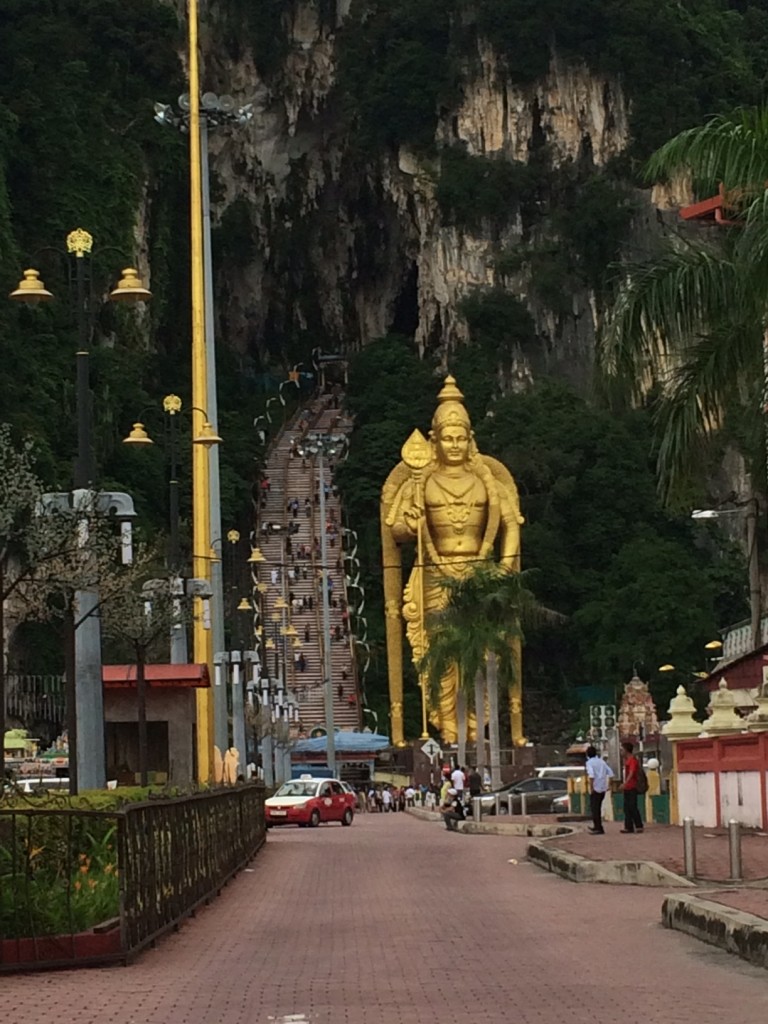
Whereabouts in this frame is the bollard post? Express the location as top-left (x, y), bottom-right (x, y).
top-left (472, 796), bottom-right (482, 823)
top-left (494, 793), bottom-right (501, 817)
top-left (683, 817), bottom-right (696, 879)
top-left (728, 819), bottom-right (743, 882)
top-left (520, 792), bottom-right (528, 817)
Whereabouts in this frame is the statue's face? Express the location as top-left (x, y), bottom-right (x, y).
top-left (436, 424), bottom-right (470, 465)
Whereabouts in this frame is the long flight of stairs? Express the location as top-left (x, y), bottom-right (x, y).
top-left (256, 396), bottom-right (361, 735)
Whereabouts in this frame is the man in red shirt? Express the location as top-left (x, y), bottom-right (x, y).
top-left (620, 741), bottom-right (644, 834)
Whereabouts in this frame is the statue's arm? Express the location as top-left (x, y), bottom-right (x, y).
top-left (389, 479), bottom-right (418, 543)
top-left (484, 456), bottom-right (523, 570)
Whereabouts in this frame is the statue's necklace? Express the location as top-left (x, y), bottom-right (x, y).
top-left (431, 475), bottom-right (475, 533)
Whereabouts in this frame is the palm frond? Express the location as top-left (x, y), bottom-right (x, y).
top-left (734, 192), bottom-right (768, 278)
top-left (654, 320), bottom-right (762, 499)
top-left (600, 241), bottom-right (742, 397)
top-left (645, 107), bottom-right (768, 194)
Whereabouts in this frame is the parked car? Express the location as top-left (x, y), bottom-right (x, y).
top-left (265, 776), bottom-right (357, 827)
top-left (477, 776), bottom-right (569, 815)
top-left (535, 766), bottom-right (587, 782)
top-left (551, 793), bottom-right (570, 815)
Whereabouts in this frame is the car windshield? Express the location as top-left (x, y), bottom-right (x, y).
top-left (275, 781), bottom-right (318, 798)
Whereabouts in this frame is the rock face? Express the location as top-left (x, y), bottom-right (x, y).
top-left (206, 3), bottom-right (640, 384)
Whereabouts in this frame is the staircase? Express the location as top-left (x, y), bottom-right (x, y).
top-left (256, 396), bottom-right (360, 736)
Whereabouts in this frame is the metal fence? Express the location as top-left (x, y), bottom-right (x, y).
top-left (0, 784), bottom-right (265, 971)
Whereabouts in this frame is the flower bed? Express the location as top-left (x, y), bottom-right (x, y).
top-left (1, 784), bottom-right (266, 971)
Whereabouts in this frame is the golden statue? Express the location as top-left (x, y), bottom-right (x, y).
top-left (380, 375), bottom-right (524, 746)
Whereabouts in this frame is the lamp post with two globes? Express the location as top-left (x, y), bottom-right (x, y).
top-left (692, 500), bottom-right (761, 651)
top-left (9, 229), bottom-right (151, 793)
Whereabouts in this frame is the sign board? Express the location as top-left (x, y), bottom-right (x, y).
top-left (420, 738), bottom-right (441, 759)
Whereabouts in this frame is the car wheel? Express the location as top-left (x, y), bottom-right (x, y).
top-left (342, 808), bottom-right (354, 826)
top-left (309, 809), bottom-right (321, 828)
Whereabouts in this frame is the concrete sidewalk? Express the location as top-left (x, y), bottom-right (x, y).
top-left (542, 822), bottom-right (768, 884)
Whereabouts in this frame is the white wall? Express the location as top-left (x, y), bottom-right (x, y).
top-left (719, 770), bottom-right (763, 828)
top-left (677, 771), bottom-right (717, 828)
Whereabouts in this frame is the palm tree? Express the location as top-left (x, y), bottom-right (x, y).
top-left (419, 562), bottom-right (551, 790)
top-left (600, 106), bottom-right (768, 500)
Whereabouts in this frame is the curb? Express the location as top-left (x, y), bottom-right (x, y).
top-left (527, 836), bottom-right (695, 888)
top-left (662, 893), bottom-right (768, 969)
top-left (459, 821), bottom-right (574, 838)
top-left (405, 806), bottom-right (577, 839)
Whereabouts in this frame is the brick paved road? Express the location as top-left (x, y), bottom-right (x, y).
top-left (5, 814), bottom-right (768, 1024)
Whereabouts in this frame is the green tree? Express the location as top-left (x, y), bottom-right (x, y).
top-left (101, 577), bottom-right (189, 786)
top-left (479, 379), bottom-right (745, 717)
top-left (419, 563), bottom-right (555, 788)
top-left (601, 105), bottom-right (768, 499)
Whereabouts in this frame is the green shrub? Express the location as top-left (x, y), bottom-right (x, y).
top-left (436, 148), bottom-right (537, 229)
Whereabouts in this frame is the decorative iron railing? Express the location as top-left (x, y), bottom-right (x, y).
top-left (0, 784), bottom-right (265, 971)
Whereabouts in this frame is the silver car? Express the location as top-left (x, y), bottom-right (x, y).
top-left (476, 776), bottom-right (569, 815)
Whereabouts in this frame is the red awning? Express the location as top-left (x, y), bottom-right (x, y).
top-left (103, 664), bottom-right (210, 689)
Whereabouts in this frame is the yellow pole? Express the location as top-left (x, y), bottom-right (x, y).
top-left (188, 0), bottom-right (213, 781)
top-left (414, 476), bottom-right (429, 740)
top-left (400, 430), bottom-right (432, 741)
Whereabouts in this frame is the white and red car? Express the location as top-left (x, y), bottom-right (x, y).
top-left (265, 776), bottom-right (357, 828)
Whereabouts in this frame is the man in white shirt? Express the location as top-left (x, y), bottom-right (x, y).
top-left (585, 745), bottom-right (614, 834)
top-left (451, 765), bottom-right (466, 801)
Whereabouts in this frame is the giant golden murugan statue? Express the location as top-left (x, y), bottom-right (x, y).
top-left (380, 375), bottom-right (525, 746)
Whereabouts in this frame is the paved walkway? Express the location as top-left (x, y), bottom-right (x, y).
top-left (6, 815), bottom-right (768, 1022)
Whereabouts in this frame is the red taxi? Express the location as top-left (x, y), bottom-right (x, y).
top-left (265, 776), bottom-right (357, 828)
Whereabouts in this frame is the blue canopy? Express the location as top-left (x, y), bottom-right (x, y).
top-left (292, 731), bottom-right (390, 755)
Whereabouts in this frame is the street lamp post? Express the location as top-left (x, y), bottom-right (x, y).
top-left (123, 398), bottom-right (222, 666)
top-left (155, 90), bottom-right (252, 762)
top-left (10, 230), bottom-right (151, 793)
top-left (692, 500), bottom-right (761, 650)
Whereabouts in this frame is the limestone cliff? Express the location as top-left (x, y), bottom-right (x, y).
top-left (204, 2), bottom-right (648, 386)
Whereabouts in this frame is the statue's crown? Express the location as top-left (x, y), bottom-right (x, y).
top-left (432, 375), bottom-right (471, 431)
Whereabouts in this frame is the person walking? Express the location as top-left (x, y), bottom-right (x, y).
top-left (620, 741), bottom-right (645, 834)
top-left (381, 787), bottom-right (393, 813)
top-left (467, 767), bottom-right (483, 800)
top-left (585, 745), bottom-right (614, 834)
top-left (450, 764), bottom-right (466, 802)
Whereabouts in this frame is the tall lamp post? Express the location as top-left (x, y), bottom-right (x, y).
top-left (692, 500), bottom-right (761, 650)
top-left (9, 230), bottom-right (151, 793)
top-left (155, 90), bottom-right (252, 761)
top-left (297, 432), bottom-right (347, 777)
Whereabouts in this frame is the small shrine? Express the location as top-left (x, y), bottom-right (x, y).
top-left (617, 673), bottom-right (659, 741)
